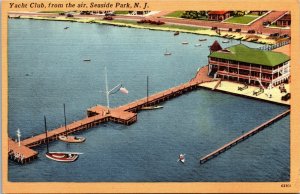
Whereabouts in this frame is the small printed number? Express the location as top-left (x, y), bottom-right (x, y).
top-left (281, 184), bottom-right (291, 187)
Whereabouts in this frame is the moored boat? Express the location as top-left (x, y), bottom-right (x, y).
top-left (83, 59), bottom-right (91, 62)
top-left (199, 38), bottom-right (207, 41)
top-left (141, 105), bottom-right (163, 110)
top-left (174, 31), bottom-right (179, 36)
top-left (222, 40), bottom-right (230, 43)
top-left (181, 41), bottom-right (189, 44)
top-left (58, 104), bottom-right (86, 143)
top-left (43, 116), bottom-right (81, 163)
top-left (58, 135), bottom-right (86, 143)
top-left (194, 44), bottom-right (201, 47)
top-left (141, 76), bottom-right (164, 110)
top-left (45, 152), bottom-right (81, 162)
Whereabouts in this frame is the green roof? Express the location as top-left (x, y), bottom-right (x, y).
top-left (209, 44), bottom-right (290, 67)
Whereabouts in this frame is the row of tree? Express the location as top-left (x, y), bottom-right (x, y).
top-left (180, 11), bottom-right (261, 20)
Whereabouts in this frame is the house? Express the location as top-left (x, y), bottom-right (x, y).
top-left (275, 13), bottom-right (291, 27)
top-left (208, 43), bottom-right (290, 87)
top-left (208, 11), bottom-right (231, 21)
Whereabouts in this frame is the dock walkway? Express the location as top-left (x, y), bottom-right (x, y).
top-left (199, 109), bottom-right (290, 164)
top-left (9, 66), bottom-right (212, 164)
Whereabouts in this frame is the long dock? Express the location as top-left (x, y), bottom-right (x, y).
top-left (9, 66), bottom-right (212, 164)
top-left (199, 109), bottom-right (290, 164)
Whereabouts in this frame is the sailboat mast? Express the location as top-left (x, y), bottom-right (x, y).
top-left (63, 103), bottom-right (67, 137)
top-left (105, 66), bottom-right (110, 109)
top-left (146, 76), bottom-right (149, 105)
top-left (44, 116), bottom-right (49, 153)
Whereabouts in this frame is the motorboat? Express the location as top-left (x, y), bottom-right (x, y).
top-left (83, 59), bottom-right (91, 62)
top-left (64, 27), bottom-right (69, 29)
top-left (181, 41), bottom-right (189, 44)
top-left (194, 44), bottom-right (201, 47)
top-left (199, 38), bottom-right (207, 41)
top-left (222, 40), bottom-right (230, 43)
top-left (174, 31), bottom-right (179, 36)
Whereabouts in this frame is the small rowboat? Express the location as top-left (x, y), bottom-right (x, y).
top-left (178, 154), bottom-right (185, 164)
top-left (141, 105), bottom-right (163, 110)
top-left (45, 152), bottom-right (82, 162)
top-left (58, 135), bottom-right (86, 143)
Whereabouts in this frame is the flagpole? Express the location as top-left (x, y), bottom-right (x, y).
top-left (105, 66), bottom-right (110, 110)
top-left (146, 76), bottom-right (149, 105)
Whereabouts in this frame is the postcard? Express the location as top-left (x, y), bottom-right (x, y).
top-left (1, 0), bottom-right (300, 193)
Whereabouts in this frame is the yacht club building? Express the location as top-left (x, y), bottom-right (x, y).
top-left (208, 43), bottom-right (290, 87)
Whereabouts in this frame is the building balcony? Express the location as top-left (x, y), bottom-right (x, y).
top-left (209, 60), bottom-right (273, 74)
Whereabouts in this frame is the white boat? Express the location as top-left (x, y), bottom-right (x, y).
top-left (181, 41), bottom-right (189, 44)
top-left (222, 40), bottom-right (230, 43)
top-left (164, 49), bottom-right (172, 56)
top-left (141, 76), bottom-right (163, 110)
top-left (43, 116), bottom-right (81, 163)
top-left (194, 44), bottom-right (201, 47)
top-left (141, 105), bottom-right (163, 110)
top-left (178, 154), bottom-right (185, 163)
top-left (58, 104), bottom-right (86, 143)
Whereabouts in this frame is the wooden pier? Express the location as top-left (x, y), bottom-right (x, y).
top-left (199, 109), bottom-right (290, 164)
top-left (9, 66), bottom-right (212, 164)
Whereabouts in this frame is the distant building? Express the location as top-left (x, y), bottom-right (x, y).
top-left (275, 13), bottom-right (291, 27)
top-left (129, 11), bottom-right (151, 15)
top-left (208, 11), bottom-right (231, 21)
top-left (208, 43), bottom-right (290, 87)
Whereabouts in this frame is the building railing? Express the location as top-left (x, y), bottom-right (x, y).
top-left (258, 40), bottom-right (290, 51)
top-left (209, 60), bottom-right (273, 74)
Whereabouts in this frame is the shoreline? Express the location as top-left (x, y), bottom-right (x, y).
top-left (10, 15), bottom-right (278, 45)
top-left (199, 80), bottom-right (290, 106)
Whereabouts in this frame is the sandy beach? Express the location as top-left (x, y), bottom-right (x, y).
top-left (199, 80), bottom-right (290, 105)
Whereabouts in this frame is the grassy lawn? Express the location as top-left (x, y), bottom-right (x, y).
top-left (109, 19), bottom-right (205, 31)
top-left (224, 15), bottom-right (259, 24)
top-left (114, 11), bottom-right (129, 15)
top-left (165, 11), bottom-right (184, 18)
top-left (39, 11), bottom-right (65, 13)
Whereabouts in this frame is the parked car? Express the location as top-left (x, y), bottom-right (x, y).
top-left (281, 93), bottom-right (291, 101)
top-left (66, 13), bottom-right (74, 17)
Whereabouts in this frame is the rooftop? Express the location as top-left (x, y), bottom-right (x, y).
top-left (209, 44), bottom-right (290, 67)
top-left (208, 11), bottom-right (230, 15)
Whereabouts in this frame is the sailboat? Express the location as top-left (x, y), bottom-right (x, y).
top-left (58, 104), bottom-right (86, 143)
top-left (141, 76), bottom-right (163, 110)
top-left (44, 116), bottom-right (82, 162)
top-left (164, 49), bottom-right (172, 56)
top-left (177, 154), bottom-right (185, 163)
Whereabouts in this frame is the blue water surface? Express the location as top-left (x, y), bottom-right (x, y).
top-left (8, 19), bottom-right (289, 182)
